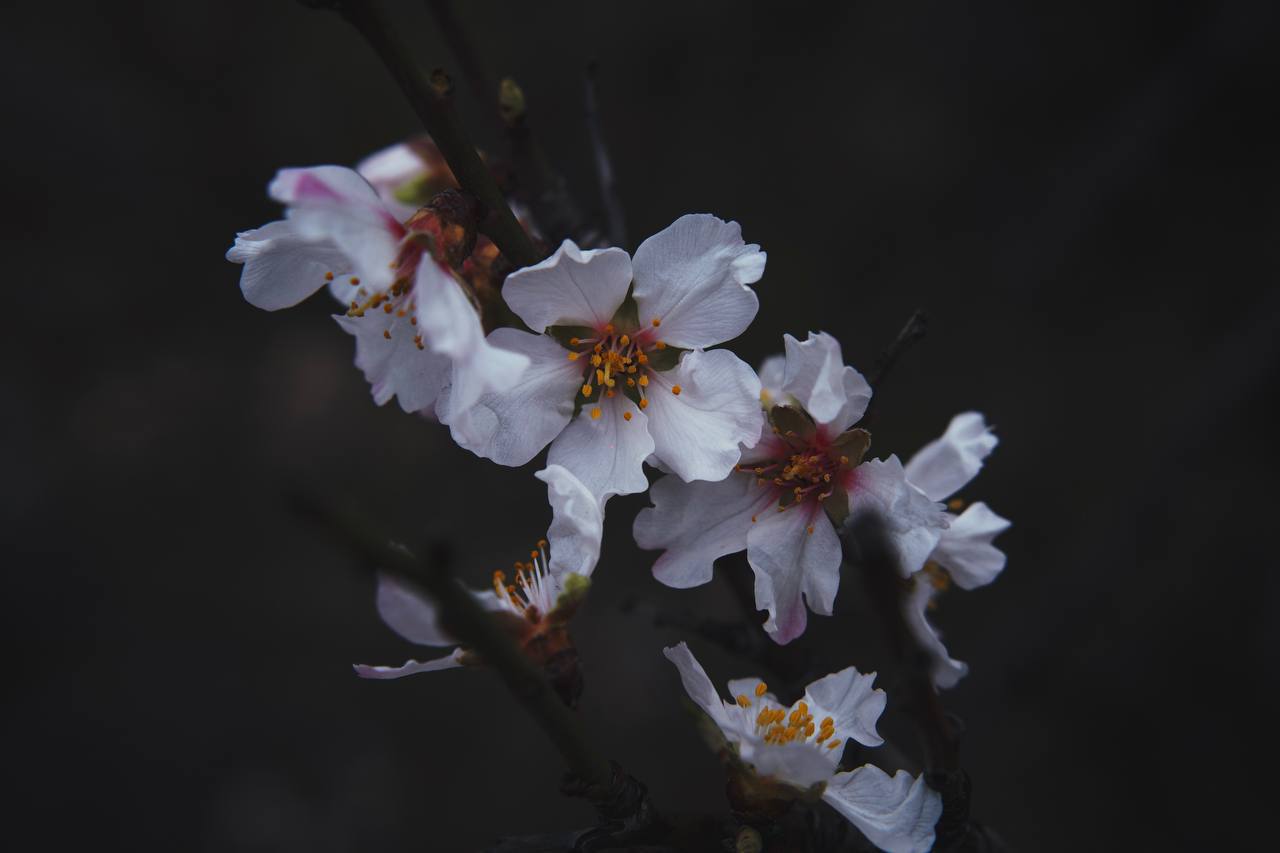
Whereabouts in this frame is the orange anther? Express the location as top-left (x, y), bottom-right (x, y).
top-left (623, 411), bottom-right (632, 421)
top-left (591, 407), bottom-right (602, 420)
top-left (671, 385), bottom-right (682, 395)
top-left (651, 317), bottom-right (661, 327)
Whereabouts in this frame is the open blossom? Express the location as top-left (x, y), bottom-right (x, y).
top-left (635, 332), bottom-right (948, 644)
top-left (226, 165), bottom-right (528, 422)
top-left (901, 413), bottom-right (1011, 688)
top-left (354, 465), bottom-right (603, 686)
top-left (446, 214), bottom-right (766, 502)
top-left (664, 643), bottom-right (940, 853)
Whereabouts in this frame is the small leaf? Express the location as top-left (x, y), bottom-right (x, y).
top-left (832, 427), bottom-right (871, 464)
top-left (768, 404), bottom-right (815, 439)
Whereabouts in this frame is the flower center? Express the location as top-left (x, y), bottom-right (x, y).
top-left (738, 439), bottom-right (853, 510)
top-left (734, 687), bottom-right (841, 751)
top-left (564, 322), bottom-right (670, 421)
top-left (492, 539), bottom-right (554, 623)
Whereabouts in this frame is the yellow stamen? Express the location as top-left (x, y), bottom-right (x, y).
top-left (639, 398), bottom-right (648, 410)
top-left (582, 384), bottom-right (593, 397)
top-left (324, 272), bottom-right (334, 281)
top-left (736, 694), bottom-right (751, 707)
top-left (651, 317), bottom-right (661, 327)
top-left (620, 334), bottom-right (630, 346)
top-left (604, 323), bottom-right (614, 334)
top-left (655, 340), bottom-right (667, 350)
top-left (638, 375), bottom-right (649, 387)
top-left (623, 411), bottom-right (632, 422)
top-left (671, 385), bottom-right (682, 395)
top-left (754, 682), bottom-right (768, 697)
top-left (591, 407), bottom-right (602, 420)
top-left (349, 276), bottom-right (360, 285)
top-left (569, 337), bottom-right (581, 346)
top-left (567, 352), bottom-right (579, 361)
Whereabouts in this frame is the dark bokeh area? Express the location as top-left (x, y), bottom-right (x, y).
top-left (3, 1), bottom-right (1277, 849)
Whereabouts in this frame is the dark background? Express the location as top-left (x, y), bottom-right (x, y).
top-left (4, 1), bottom-right (1277, 850)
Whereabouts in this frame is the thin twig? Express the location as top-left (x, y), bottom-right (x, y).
top-left (584, 61), bottom-right (627, 247)
top-left (859, 310), bottom-right (927, 427)
top-left (423, 0), bottom-right (500, 125)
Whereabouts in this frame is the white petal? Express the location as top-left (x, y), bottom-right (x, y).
top-left (848, 456), bottom-right (950, 576)
top-left (333, 313), bottom-right (450, 415)
top-left (353, 647), bottom-right (466, 680)
top-left (447, 329), bottom-right (580, 465)
top-left (502, 240), bottom-right (633, 332)
top-left (631, 214), bottom-right (764, 348)
top-left (822, 766), bottom-right (942, 853)
top-left (227, 220), bottom-right (351, 311)
top-left (747, 505), bottom-right (842, 645)
top-left (547, 394), bottom-right (654, 501)
top-left (536, 465), bottom-right (604, 579)
top-left (356, 141), bottom-right (426, 196)
top-left (757, 353), bottom-right (786, 408)
top-left (270, 165), bottom-right (402, 293)
top-left (803, 667), bottom-right (887, 748)
top-left (932, 502), bottom-right (1010, 590)
top-left (662, 642), bottom-right (733, 730)
top-left (904, 576), bottom-right (968, 690)
top-left (644, 349), bottom-right (764, 483)
top-left (373, 573), bottom-right (453, 647)
top-left (903, 411), bottom-right (998, 502)
top-left (634, 472), bottom-right (773, 589)
top-left (741, 739), bottom-right (841, 789)
top-left (780, 332), bottom-right (872, 432)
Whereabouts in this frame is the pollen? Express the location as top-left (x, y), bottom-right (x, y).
top-left (569, 337), bottom-right (581, 346)
top-left (596, 369), bottom-right (606, 385)
top-left (806, 525), bottom-right (814, 535)
top-left (638, 375), bottom-right (649, 387)
top-left (567, 352), bottom-right (580, 361)
top-left (324, 271), bottom-right (334, 281)
top-left (637, 353), bottom-right (649, 364)
top-left (604, 323), bottom-right (615, 334)
top-left (591, 407), bottom-right (602, 420)
top-left (626, 378), bottom-right (635, 387)
top-left (651, 317), bottom-right (661, 327)
top-left (655, 340), bottom-right (667, 350)
top-left (639, 398), bottom-right (649, 410)
top-left (623, 411), bottom-right (632, 422)
top-left (754, 682), bottom-right (768, 697)
top-left (736, 694), bottom-right (751, 707)
top-left (591, 354), bottom-right (603, 367)
top-left (349, 276), bottom-right (360, 285)
top-left (948, 498), bottom-right (966, 511)
top-left (671, 385), bottom-right (682, 395)
top-left (582, 384), bottom-right (593, 397)
top-left (382, 329), bottom-right (391, 339)
top-left (826, 740), bottom-right (840, 750)
top-left (619, 334), bottom-right (630, 346)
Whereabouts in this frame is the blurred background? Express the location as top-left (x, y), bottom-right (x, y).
top-left (3, 1), bottom-right (1277, 849)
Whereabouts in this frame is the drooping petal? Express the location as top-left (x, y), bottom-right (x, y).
top-left (741, 739), bottom-right (843, 789)
top-left (356, 141), bottom-right (429, 219)
top-left (848, 456), bottom-right (950, 577)
top-left (353, 647), bottom-right (466, 680)
top-left (662, 642), bottom-right (732, 730)
top-left (536, 464), bottom-right (604, 579)
top-left (643, 349), bottom-right (764, 483)
top-left (333, 312), bottom-right (450, 415)
top-left (903, 412), bottom-right (998, 502)
top-left (446, 328), bottom-right (580, 466)
top-left (780, 332), bottom-right (872, 432)
top-left (547, 394), bottom-right (654, 501)
top-left (747, 505), bottom-right (842, 645)
top-left (270, 165), bottom-right (403, 293)
top-left (631, 214), bottom-right (764, 348)
top-left (904, 575), bottom-right (968, 689)
top-left (373, 573), bottom-right (453, 647)
top-left (822, 766), bottom-right (942, 853)
top-left (757, 353), bottom-right (786, 408)
top-left (227, 219), bottom-right (352, 311)
top-left (803, 667), bottom-right (887, 748)
top-left (931, 502), bottom-right (1010, 590)
top-left (634, 472), bottom-right (773, 589)
top-left (502, 240), bottom-right (633, 332)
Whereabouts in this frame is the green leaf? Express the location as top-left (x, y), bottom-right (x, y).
top-left (768, 404), bottom-right (815, 439)
top-left (644, 344), bottom-right (684, 372)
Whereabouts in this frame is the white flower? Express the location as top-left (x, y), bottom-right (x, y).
top-left (902, 413), bottom-right (1012, 688)
top-left (226, 165), bottom-right (528, 421)
top-left (664, 642), bottom-right (941, 853)
top-left (355, 139), bottom-right (449, 221)
top-left (447, 214), bottom-right (766, 503)
top-left (635, 332), bottom-right (948, 644)
top-left (354, 465), bottom-right (603, 679)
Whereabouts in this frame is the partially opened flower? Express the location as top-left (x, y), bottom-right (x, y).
top-left (355, 137), bottom-right (456, 221)
top-left (664, 642), bottom-right (941, 853)
top-left (353, 465), bottom-right (603, 702)
top-left (635, 332), bottom-right (948, 644)
top-left (226, 165), bottom-right (527, 421)
top-left (447, 214), bottom-right (766, 502)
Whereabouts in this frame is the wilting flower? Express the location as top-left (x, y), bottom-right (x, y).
top-left (902, 413), bottom-right (1011, 688)
top-left (447, 214), bottom-right (766, 502)
top-left (635, 332), bottom-right (948, 644)
top-left (226, 165), bottom-right (527, 422)
top-left (664, 642), bottom-right (941, 853)
top-left (354, 465), bottom-right (602, 699)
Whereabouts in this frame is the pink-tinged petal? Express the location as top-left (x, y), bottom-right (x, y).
top-left (356, 141), bottom-right (428, 219)
top-left (822, 766), bottom-right (942, 853)
top-left (932, 502), bottom-right (1010, 590)
top-left (502, 240), bottom-right (633, 332)
top-left (446, 328), bottom-right (580, 465)
top-left (747, 505), bottom-right (842, 645)
top-left (802, 667), bottom-right (886, 748)
top-left (547, 394), bottom-right (654, 501)
top-left (227, 219), bottom-right (351, 311)
top-left (903, 412), bottom-right (998, 502)
top-left (333, 312), bottom-right (450, 415)
top-left (373, 573), bottom-right (453, 647)
top-left (270, 166), bottom-right (402, 293)
top-left (904, 575), bottom-right (968, 689)
top-left (631, 214), bottom-right (764, 349)
top-left (644, 349), bottom-right (764, 483)
top-left (536, 465), bottom-right (604, 580)
top-left (635, 472), bottom-right (773, 589)
top-left (780, 332), bottom-right (872, 432)
top-left (757, 353), bottom-right (786, 408)
top-left (353, 647), bottom-right (466, 680)
top-left (848, 456), bottom-right (950, 576)
top-left (662, 642), bottom-right (733, 730)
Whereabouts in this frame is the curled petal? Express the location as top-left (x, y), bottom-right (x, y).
top-left (547, 394), bottom-right (654, 501)
top-left (903, 412), bottom-right (998, 502)
top-left (747, 505), bottom-right (842, 645)
top-left (848, 456), bottom-right (950, 576)
top-left (373, 573), bottom-right (453, 647)
top-left (502, 240), bottom-right (633, 332)
top-left (780, 332), bottom-right (872, 432)
top-left (803, 667), bottom-right (887, 748)
top-left (757, 353), bottom-right (786, 408)
top-left (904, 574), bottom-right (969, 689)
top-left (227, 220), bottom-right (351, 311)
top-left (333, 313), bottom-right (450, 415)
top-left (822, 766), bottom-right (942, 853)
top-left (932, 502), bottom-right (1010, 590)
top-left (353, 647), bottom-right (467, 680)
top-left (536, 464), bottom-right (604, 579)
top-left (662, 642), bottom-right (732, 729)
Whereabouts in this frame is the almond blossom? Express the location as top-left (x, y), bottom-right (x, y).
top-left (446, 214), bottom-right (766, 502)
top-left (354, 464), bottom-right (603, 680)
top-left (635, 332), bottom-right (949, 644)
top-left (226, 165), bottom-right (527, 423)
top-left (664, 642), bottom-right (941, 853)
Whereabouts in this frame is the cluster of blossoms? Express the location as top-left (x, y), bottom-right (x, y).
top-left (229, 138), bottom-right (1009, 852)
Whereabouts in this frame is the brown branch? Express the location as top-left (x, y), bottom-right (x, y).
top-left (424, 0), bottom-right (500, 122)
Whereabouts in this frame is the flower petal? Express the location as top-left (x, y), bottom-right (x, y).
top-left (502, 240), bottom-right (633, 332)
top-left (757, 353), bottom-right (786, 408)
top-left (353, 647), bottom-right (466, 680)
top-left (780, 332), bottom-right (872, 432)
top-left (662, 642), bottom-right (732, 730)
top-left (446, 328), bottom-right (580, 465)
top-left (747, 505), bottom-right (842, 645)
top-left (743, 740), bottom-right (842, 789)
top-left (931, 502), bottom-right (1010, 590)
top-left (536, 464), bottom-right (604, 579)
top-left (373, 573), bottom-right (453, 647)
top-left (903, 575), bottom-right (968, 689)
top-left (631, 214), bottom-right (764, 348)
top-left (848, 456), bottom-right (950, 576)
top-left (644, 349), bottom-right (764, 483)
top-left (547, 394), bottom-right (654, 501)
top-left (822, 766), bottom-right (942, 853)
top-left (634, 472), bottom-right (773, 589)
top-left (803, 667), bottom-right (887, 748)
top-left (903, 412), bottom-right (998, 502)
top-left (355, 140), bottom-right (430, 219)
top-left (227, 219), bottom-right (352, 311)
top-left (333, 312), bottom-right (450, 415)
